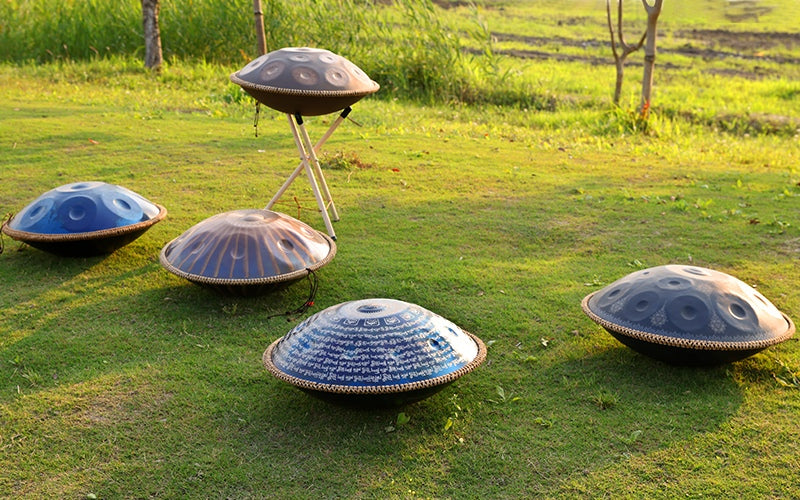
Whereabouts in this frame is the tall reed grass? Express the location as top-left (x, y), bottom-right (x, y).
top-left (0, 0), bottom-right (520, 105)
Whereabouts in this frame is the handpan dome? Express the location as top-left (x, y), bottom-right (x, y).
top-left (582, 265), bottom-right (795, 365)
top-left (1, 181), bottom-right (166, 257)
top-left (263, 298), bottom-right (487, 407)
top-left (230, 47), bottom-right (380, 116)
top-left (159, 209), bottom-right (335, 296)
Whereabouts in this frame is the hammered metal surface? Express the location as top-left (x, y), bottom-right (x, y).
top-left (264, 298), bottom-right (486, 405)
top-left (230, 47), bottom-right (379, 115)
top-left (2, 181), bottom-right (166, 256)
top-left (6, 181), bottom-right (161, 234)
top-left (159, 209), bottom-right (335, 290)
top-left (582, 265), bottom-right (794, 364)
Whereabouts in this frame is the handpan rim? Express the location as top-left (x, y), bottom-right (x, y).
top-left (2, 203), bottom-right (167, 242)
top-left (230, 72), bottom-right (379, 99)
top-left (262, 330), bottom-right (487, 395)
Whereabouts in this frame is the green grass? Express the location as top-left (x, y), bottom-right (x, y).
top-left (2, 1), bottom-right (800, 498)
top-left (2, 62), bottom-right (799, 498)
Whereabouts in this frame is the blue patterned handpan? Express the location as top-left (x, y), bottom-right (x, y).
top-left (2, 181), bottom-right (166, 256)
top-left (582, 265), bottom-right (795, 365)
top-left (159, 209), bottom-right (335, 296)
top-left (263, 298), bottom-right (487, 407)
top-left (230, 47), bottom-right (380, 116)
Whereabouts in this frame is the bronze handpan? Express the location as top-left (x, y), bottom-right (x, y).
top-left (582, 265), bottom-right (795, 365)
top-left (263, 298), bottom-right (487, 407)
top-left (159, 209), bottom-right (335, 296)
top-left (230, 47), bottom-right (380, 116)
top-left (2, 181), bottom-right (166, 257)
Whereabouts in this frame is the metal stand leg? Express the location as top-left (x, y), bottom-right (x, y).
top-left (286, 114), bottom-right (336, 240)
top-left (295, 115), bottom-right (339, 222)
top-left (266, 108), bottom-right (351, 240)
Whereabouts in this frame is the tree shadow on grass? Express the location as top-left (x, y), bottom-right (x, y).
top-left (0, 244), bottom-right (109, 302)
top-left (0, 249), bottom-right (331, 399)
top-left (0, 270), bottom-right (756, 498)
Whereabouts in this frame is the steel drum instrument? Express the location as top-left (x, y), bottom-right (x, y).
top-left (2, 181), bottom-right (166, 257)
top-left (230, 47), bottom-right (379, 116)
top-left (159, 209), bottom-right (335, 296)
top-left (230, 47), bottom-right (380, 240)
top-left (263, 298), bottom-right (487, 407)
top-left (582, 265), bottom-right (795, 365)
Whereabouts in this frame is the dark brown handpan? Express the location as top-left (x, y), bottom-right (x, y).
top-left (230, 47), bottom-right (380, 116)
top-left (159, 209), bottom-right (335, 296)
top-left (263, 298), bottom-right (487, 407)
top-left (582, 265), bottom-right (795, 365)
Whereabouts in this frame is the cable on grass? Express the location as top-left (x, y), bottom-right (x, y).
top-left (268, 268), bottom-right (319, 321)
top-left (254, 101), bottom-right (261, 137)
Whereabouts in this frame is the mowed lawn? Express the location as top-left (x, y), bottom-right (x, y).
top-left (2, 2), bottom-right (800, 498)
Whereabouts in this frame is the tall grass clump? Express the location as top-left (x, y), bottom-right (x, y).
top-left (0, 0), bottom-right (510, 106)
top-left (0, 0), bottom-right (141, 62)
top-left (357, 0), bottom-right (471, 104)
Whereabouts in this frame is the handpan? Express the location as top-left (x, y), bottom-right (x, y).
top-left (582, 265), bottom-right (795, 365)
top-left (159, 209), bottom-right (335, 296)
top-left (2, 181), bottom-right (166, 256)
top-left (230, 47), bottom-right (380, 116)
top-left (263, 298), bottom-right (487, 407)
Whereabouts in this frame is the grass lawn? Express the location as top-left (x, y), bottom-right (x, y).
top-left (2, 2), bottom-right (800, 498)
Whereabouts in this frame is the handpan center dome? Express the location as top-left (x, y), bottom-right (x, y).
top-left (230, 47), bottom-right (379, 116)
top-left (582, 265), bottom-right (795, 365)
top-left (1, 181), bottom-right (166, 256)
top-left (263, 298), bottom-right (487, 407)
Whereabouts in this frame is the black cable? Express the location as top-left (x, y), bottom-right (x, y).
top-left (268, 268), bottom-right (319, 321)
top-left (253, 101), bottom-right (260, 137)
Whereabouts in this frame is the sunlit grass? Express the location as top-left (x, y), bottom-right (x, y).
top-left (1, 1), bottom-right (799, 498)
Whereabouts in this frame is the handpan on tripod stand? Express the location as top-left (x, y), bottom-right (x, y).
top-left (230, 47), bottom-right (380, 240)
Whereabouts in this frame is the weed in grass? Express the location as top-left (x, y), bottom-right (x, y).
top-left (442, 394), bottom-right (465, 443)
top-left (19, 368), bottom-right (43, 388)
top-left (385, 412), bottom-right (411, 433)
top-left (772, 358), bottom-right (800, 388)
top-left (592, 391), bottom-right (620, 410)
top-left (320, 151), bottom-right (375, 171)
top-left (221, 303), bottom-right (239, 316)
top-left (619, 429), bottom-right (643, 446)
top-left (584, 275), bottom-right (605, 287)
top-left (487, 385), bottom-right (522, 405)
top-left (627, 259), bottom-right (646, 269)
top-left (532, 416), bottom-right (553, 429)
top-left (767, 215), bottom-right (792, 234)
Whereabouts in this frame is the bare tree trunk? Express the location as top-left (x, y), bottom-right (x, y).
top-left (253, 0), bottom-right (267, 56)
top-left (638, 0), bottom-right (663, 117)
top-left (142, 0), bottom-right (163, 71)
top-left (606, 0), bottom-right (646, 105)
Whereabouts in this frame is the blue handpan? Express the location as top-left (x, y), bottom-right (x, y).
top-left (159, 209), bottom-right (336, 296)
top-left (263, 298), bottom-right (487, 407)
top-left (2, 181), bottom-right (166, 256)
top-left (582, 265), bottom-right (795, 365)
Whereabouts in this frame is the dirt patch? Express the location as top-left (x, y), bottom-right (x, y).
top-left (675, 29), bottom-right (800, 51)
top-left (486, 29), bottom-right (800, 69)
top-left (494, 33), bottom-right (606, 50)
top-left (723, 0), bottom-right (774, 22)
top-left (431, 0), bottom-right (475, 8)
top-left (663, 44), bottom-right (800, 66)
